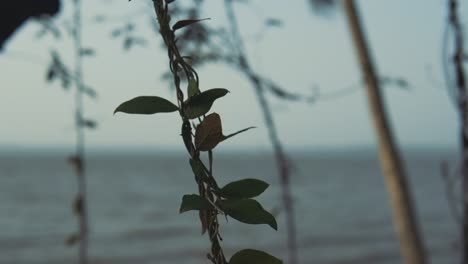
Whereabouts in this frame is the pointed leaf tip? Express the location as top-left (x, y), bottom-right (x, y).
top-left (223, 126), bottom-right (256, 140)
top-left (114, 96), bottom-right (178, 115)
top-left (173, 18), bottom-right (211, 31)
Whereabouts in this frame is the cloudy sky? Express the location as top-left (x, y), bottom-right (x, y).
top-left (0, 0), bottom-right (465, 151)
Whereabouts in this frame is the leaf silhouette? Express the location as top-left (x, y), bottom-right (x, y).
top-left (173, 18), bottom-right (210, 31)
top-left (183, 89), bottom-right (228, 119)
top-left (220, 179), bottom-right (269, 199)
top-left (229, 249), bottom-right (282, 264)
top-left (114, 96), bottom-right (178, 115)
top-left (179, 194), bottom-right (212, 213)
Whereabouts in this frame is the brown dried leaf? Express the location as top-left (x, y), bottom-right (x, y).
top-left (195, 113), bottom-right (255, 151)
top-left (194, 113), bottom-right (224, 151)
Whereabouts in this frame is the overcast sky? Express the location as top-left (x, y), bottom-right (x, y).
top-left (0, 0), bottom-right (465, 151)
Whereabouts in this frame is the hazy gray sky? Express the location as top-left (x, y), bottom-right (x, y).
top-left (0, 0), bottom-right (465, 150)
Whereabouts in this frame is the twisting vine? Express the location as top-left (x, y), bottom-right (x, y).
top-left (115, 0), bottom-right (282, 263)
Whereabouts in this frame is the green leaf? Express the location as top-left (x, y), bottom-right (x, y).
top-left (188, 79), bottom-right (199, 97)
top-left (229, 249), bottom-right (282, 264)
top-left (179, 194), bottom-right (212, 213)
top-left (183, 88), bottom-right (229, 119)
top-left (172, 18), bottom-right (210, 31)
top-left (220, 179), bottom-right (269, 199)
top-left (114, 96), bottom-right (178, 115)
top-left (195, 113), bottom-right (224, 151)
top-left (219, 199), bottom-right (277, 230)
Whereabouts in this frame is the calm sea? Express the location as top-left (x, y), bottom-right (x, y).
top-left (0, 147), bottom-right (460, 264)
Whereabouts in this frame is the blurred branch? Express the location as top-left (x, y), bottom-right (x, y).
top-left (222, 1), bottom-right (299, 264)
top-left (308, 0), bottom-right (338, 16)
top-left (71, 0), bottom-right (89, 263)
top-left (45, 50), bottom-right (97, 98)
top-left (440, 161), bottom-right (463, 226)
top-left (446, 0), bottom-right (468, 262)
top-left (442, 17), bottom-right (459, 108)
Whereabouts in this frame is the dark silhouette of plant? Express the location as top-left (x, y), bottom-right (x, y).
top-left (443, 0), bottom-right (468, 262)
top-left (103, 1), bottom-right (302, 262)
top-left (146, 2), bottom-right (308, 262)
top-left (114, 1), bottom-right (282, 263)
top-left (0, 0), bottom-right (60, 51)
top-left (43, 1), bottom-right (97, 263)
top-left (342, 1), bottom-right (427, 264)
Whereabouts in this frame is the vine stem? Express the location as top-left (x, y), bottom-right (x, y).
top-left (152, 1), bottom-right (226, 263)
top-left (222, 1), bottom-right (298, 264)
top-left (72, 0), bottom-right (89, 263)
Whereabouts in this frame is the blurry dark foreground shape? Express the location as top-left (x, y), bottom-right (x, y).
top-left (0, 0), bottom-right (61, 51)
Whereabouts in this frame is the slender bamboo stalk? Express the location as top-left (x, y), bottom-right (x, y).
top-left (342, 1), bottom-right (426, 263)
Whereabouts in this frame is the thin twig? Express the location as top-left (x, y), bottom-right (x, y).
top-left (72, 0), bottom-right (89, 263)
top-left (447, 0), bottom-right (468, 262)
top-left (440, 161), bottom-right (463, 226)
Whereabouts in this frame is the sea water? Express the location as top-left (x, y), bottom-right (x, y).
top-left (0, 147), bottom-right (459, 264)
